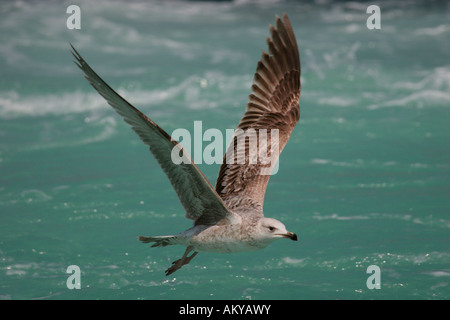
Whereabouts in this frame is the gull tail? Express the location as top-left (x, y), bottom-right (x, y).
top-left (138, 235), bottom-right (178, 248)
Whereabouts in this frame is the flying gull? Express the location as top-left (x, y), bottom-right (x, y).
top-left (71, 13), bottom-right (301, 276)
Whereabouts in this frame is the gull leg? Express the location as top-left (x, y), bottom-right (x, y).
top-left (165, 246), bottom-right (198, 276)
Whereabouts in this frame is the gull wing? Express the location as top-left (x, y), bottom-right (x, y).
top-left (215, 14), bottom-right (301, 214)
top-left (71, 45), bottom-right (233, 226)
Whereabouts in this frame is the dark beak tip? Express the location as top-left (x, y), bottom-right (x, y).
top-left (285, 232), bottom-right (298, 241)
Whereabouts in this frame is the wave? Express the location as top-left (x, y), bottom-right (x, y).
top-left (414, 24), bottom-right (450, 36)
top-left (368, 89), bottom-right (450, 110)
top-left (312, 212), bottom-right (370, 221)
top-left (0, 70), bottom-right (248, 119)
top-left (424, 271), bottom-right (450, 277)
top-left (0, 90), bottom-right (107, 119)
top-left (0, 189), bottom-right (52, 206)
top-left (278, 251), bottom-right (450, 278)
top-left (317, 96), bottom-right (357, 107)
top-left (394, 66), bottom-right (450, 91)
top-left (310, 158), bottom-right (448, 170)
top-left (312, 212), bottom-right (450, 229)
top-left (368, 66), bottom-right (450, 110)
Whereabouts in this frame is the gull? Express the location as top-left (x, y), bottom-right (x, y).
top-left (71, 13), bottom-right (301, 276)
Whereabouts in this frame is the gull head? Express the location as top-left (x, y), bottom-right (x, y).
top-left (257, 217), bottom-right (298, 244)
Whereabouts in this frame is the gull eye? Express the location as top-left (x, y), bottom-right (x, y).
top-left (268, 226), bottom-right (275, 232)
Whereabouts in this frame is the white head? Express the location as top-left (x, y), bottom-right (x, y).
top-left (257, 217), bottom-right (298, 244)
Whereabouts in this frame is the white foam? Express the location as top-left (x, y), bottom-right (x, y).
top-left (370, 67), bottom-right (450, 110)
top-left (394, 67), bottom-right (450, 91)
top-left (20, 189), bottom-right (52, 203)
top-left (281, 257), bottom-right (308, 266)
top-left (311, 158), bottom-right (358, 167)
top-left (0, 90), bottom-right (107, 119)
top-left (312, 212), bottom-right (370, 221)
top-left (425, 271), bottom-right (450, 277)
top-left (317, 96), bottom-right (356, 107)
top-left (311, 158), bottom-right (330, 165)
top-left (414, 25), bottom-right (449, 36)
top-left (368, 90), bottom-right (450, 110)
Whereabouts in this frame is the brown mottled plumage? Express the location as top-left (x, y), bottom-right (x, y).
top-left (216, 14), bottom-right (301, 216)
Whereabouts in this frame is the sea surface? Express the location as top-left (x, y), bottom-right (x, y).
top-left (0, 0), bottom-right (449, 300)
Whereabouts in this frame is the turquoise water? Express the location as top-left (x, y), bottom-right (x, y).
top-left (1, 0), bottom-right (449, 300)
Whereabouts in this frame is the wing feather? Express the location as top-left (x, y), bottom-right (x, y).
top-left (215, 14), bottom-right (301, 214)
top-left (71, 45), bottom-right (232, 226)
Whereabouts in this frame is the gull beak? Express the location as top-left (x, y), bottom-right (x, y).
top-left (281, 231), bottom-right (298, 241)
